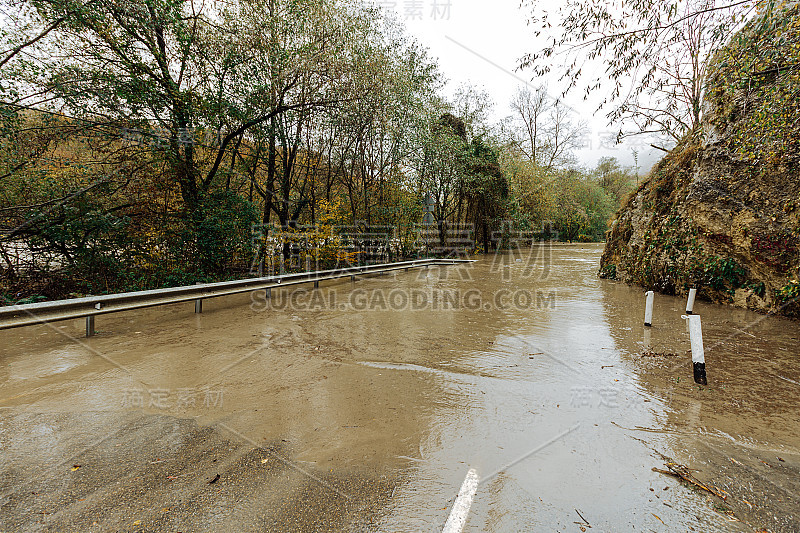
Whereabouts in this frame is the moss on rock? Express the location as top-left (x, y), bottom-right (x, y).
top-left (600, 5), bottom-right (800, 317)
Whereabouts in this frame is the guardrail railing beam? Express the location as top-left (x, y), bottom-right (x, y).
top-left (0, 258), bottom-right (474, 333)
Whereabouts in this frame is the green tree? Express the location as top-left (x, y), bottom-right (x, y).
top-left (595, 157), bottom-right (635, 205)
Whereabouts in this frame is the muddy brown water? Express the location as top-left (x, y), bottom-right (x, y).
top-left (1, 244), bottom-right (798, 532)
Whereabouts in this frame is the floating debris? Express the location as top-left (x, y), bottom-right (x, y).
top-left (652, 462), bottom-right (728, 500)
top-left (641, 350), bottom-right (679, 358)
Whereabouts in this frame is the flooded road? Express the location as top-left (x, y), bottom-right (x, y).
top-left (1, 244), bottom-right (799, 532)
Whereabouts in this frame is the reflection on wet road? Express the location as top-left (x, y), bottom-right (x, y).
top-left (1, 244), bottom-right (798, 531)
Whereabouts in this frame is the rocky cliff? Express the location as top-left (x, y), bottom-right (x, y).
top-left (600, 5), bottom-right (800, 317)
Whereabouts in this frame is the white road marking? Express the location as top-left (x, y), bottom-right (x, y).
top-left (777, 374), bottom-right (800, 386)
top-left (442, 468), bottom-right (479, 533)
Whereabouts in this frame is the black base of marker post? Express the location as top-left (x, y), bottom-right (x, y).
top-left (693, 361), bottom-right (707, 385)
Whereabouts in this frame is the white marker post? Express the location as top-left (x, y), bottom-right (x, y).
top-left (686, 288), bottom-right (697, 315)
top-left (682, 314), bottom-right (707, 385)
top-left (644, 291), bottom-right (654, 327)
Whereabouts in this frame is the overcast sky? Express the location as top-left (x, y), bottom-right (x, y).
top-left (368, 0), bottom-right (668, 174)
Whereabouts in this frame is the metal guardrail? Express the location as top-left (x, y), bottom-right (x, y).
top-left (0, 258), bottom-right (473, 333)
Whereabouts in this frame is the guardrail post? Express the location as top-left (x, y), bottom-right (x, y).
top-left (195, 282), bottom-right (203, 314)
top-left (84, 296), bottom-right (97, 337)
top-left (265, 287), bottom-right (271, 299)
top-left (313, 280), bottom-right (319, 289)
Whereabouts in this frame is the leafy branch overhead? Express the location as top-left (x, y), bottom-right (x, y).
top-left (518, 0), bottom-right (771, 142)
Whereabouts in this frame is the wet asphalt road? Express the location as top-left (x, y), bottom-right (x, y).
top-left (1, 244), bottom-right (799, 532)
